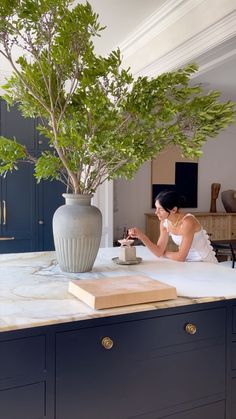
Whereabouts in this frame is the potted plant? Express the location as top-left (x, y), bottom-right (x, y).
top-left (0, 0), bottom-right (235, 272)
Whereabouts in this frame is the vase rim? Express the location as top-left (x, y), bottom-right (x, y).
top-left (62, 193), bottom-right (94, 198)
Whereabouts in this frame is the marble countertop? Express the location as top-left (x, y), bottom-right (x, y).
top-left (0, 246), bottom-right (236, 333)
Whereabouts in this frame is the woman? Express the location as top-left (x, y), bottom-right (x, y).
top-left (128, 190), bottom-right (217, 263)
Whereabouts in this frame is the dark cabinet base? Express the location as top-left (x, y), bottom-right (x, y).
top-left (56, 308), bottom-right (226, 419)
top-left (0, 301), bottom-right (235, 419)
top-left (0, 383), bottom-right (46, 419)
top-left (159, 401), bottom-right (225, 419)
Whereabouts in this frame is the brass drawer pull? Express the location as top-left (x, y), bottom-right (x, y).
top-left (0, 237), bottom-right (15, 241)
top-left (185, 323), bottom-right (197, 335)
top-left (101, 336), bottom-right (114, 350)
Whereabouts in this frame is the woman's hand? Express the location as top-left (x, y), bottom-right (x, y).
top-left (128, 227), bottom-right (143, 239)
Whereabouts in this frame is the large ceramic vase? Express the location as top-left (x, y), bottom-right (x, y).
top-left (221, 190), bottom-right (236, 213)
top-left (53, 194), bottom-right (102, 273)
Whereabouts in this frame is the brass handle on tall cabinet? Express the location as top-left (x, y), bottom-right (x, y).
top-left (0, 201), bottom-right (1, 225)
top-left (101, 337), bottom-right (114, 350)
top-left (2, 200), bottom-right (6, 225)
top-left (185, 323), bottom-right (197, 335)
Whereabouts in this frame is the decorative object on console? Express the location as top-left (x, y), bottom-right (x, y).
top-left (221, 190), bottom-right (236, 213)
top-left (68, 275), bottom-right (177, 309)
top-left (210, 183), bottom-right (221, 213)
top-left (0, 1), bottom-right (235, 272)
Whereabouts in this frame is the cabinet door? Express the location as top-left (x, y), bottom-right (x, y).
top-left (56, 308), bottom-right (226, 419)
top-left (231, 214), bottom-right (236, 239)
top-left (0, 162), bottom-right (36, 253)
top-left (0, 100), bottom-right (35, 149)
top-left (35, 117), bottom-right (50, 151)
top-left (37, 179), bottom-right (65, 251)
top-left (158, 401), bottom-right (225, 419)
top-left (211, 215), bottom-right (231, 240)
top-left (0, 382), bottom-right (46, 419)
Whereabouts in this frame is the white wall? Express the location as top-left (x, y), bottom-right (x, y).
top-left (114, 162), bottom-right (151, 240)
top-left (198, 124), bottom-right (236, 212)
top-left (113, 0), bottom-right (236, 242)
top-left (113, 124), bottom-right (236, 240)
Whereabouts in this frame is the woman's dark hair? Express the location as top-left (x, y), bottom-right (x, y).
top-left (155, 190), bottom-right (186, 213)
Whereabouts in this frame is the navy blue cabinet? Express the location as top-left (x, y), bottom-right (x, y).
top-left (0, 162), bottom-right (36, 252)
top-left (0, 302), bottom-right (234, 419)
top-left (0, 333), bottom-right (48, 419)
top-left (55, 307), bottom-right (226, 419)
top-left (0, 100), bottom-right (64, 252)
top-left (0, 99), bottom-right (35, 149)
top-left (37, 179), bottom-right (65, 251)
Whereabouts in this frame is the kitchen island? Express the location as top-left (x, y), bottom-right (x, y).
top-left (0, 247), bottom-right (236, 419)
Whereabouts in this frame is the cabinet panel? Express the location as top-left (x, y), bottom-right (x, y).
top-left (0, 162), bottom-right (36, 253)
top-left (56, 309), bottom-right (225, 419)
top-left (0, 101), bottom-right (35, 149)
top-left (231, 215), bottom-right (236, 239)
top-left (37, 180), bottom-right (65, 251)
top-left (35, 117), bottom-right (50, 151)
top-left (0, 99), bottom-right (65, 253)
top-left (0, 382), bottom-right (45, 419)
top-left (231, 306), bottom-right (236, 333)
top-left (232, 343), bottom-right (236, 370)
top-left (231, 378), bottom-right (236, 419)
top-left (0, 335), bottom-right (45, 385)
top-left (158, 401), bottom-right (225, 419)
top-left (211, 215), bottom-right (231, 240)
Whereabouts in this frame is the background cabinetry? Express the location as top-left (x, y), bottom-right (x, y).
top-left (0, 100), bottom-right (64, 252)
top-left (145, 212), bottom-right (236, 245)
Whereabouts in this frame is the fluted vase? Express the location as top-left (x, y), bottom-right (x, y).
top-left (53, 194), bottom-right (102, 273)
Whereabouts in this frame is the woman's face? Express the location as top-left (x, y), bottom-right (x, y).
top-left (155, 200), bottom-right (169, 220)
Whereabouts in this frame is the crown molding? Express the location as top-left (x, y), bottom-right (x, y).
top-left (120, 0), bottom-right (205, 59)
top-left (191, 45), bottom-right (236, 78)
top-left (134, 10), bottom-right (236, 77)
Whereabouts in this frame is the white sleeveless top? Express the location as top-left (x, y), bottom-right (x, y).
top-left (163, 216), bottom-right (218, 264)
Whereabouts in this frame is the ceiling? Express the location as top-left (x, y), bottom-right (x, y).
top-left (0, 0), bottom-right (235, 102)
top-left (193, 55), bottom-right (236, 102)
top-left (84, 0), bottom-right (236, 102)
top-left (80, 0), bottom-right (166, 55)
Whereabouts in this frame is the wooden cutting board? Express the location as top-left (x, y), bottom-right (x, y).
top-left (68, 275), bottom-right (177, 309)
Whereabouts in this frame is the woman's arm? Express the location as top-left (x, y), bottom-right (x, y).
top-left (164, 218), bottom-right (196, 261)
top-left (128, 221), bottom-right (169, 258)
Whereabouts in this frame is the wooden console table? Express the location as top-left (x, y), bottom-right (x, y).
top-left (145, 212), bottom-right (236, 246)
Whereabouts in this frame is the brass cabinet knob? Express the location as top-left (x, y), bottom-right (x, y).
top-left (38, 220), bottom-right (44, 225)
top-left (185, 323), bottom-right (197, 335)
top-left (101, 336), bottom-right (114, 350)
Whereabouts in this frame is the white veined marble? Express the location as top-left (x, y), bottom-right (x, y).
top-left (0, 247), bottom-right (235, 332)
